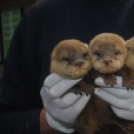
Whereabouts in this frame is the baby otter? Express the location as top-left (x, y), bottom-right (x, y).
top-left (125, 37), bottom-right (134, 71)
top-left (50, 39), bottom-right (92, 79)
top-left (50, 39), bottom-right (92, 95)
top-left (88, 33), bottom-right (134, 89)
top-left (89, 33), bottom-right (127, 74)
top-left (74, 33), bottom-right (134, 134)
top-left (50, 36), bottom-right (134, 134)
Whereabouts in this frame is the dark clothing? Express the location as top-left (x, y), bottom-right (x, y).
top-left (0, 0), bottom-right (134, 133)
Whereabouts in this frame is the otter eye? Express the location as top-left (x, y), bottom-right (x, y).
top-left (63, 57), bottom-right (70, 62)
top-left (83, 53), bottom-right (88, 57)
top-left (65, 58), bottom-right (69, 61)
top-left (94, 52), bottom-right (100, 56)
top-left (115, 52), bottom-right (120, 55)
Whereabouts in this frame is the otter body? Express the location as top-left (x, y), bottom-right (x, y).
top-left (50, 36), bottom-right (134, 134)
top-left (74, 33), bottom-right (134, 134)
top-left (126, 37), bottom-right (134, 71)
top-left (50, 39), bottom-right (92, 80)
top-left (50, 39), bottom-right (93, 95)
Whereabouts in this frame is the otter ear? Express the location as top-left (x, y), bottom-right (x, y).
top-left (52, 55), bottom-right (55, 60)
top-left (126, 37), bottom-right (134, 51)
top-left (51, 52), bottom-right (55, 60)
top-left (126, 44), bottom-right (132, 51)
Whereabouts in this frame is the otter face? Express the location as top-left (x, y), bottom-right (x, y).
top-left (125, 37), bottom-right (134, 71)
top-left (89, 33), bottom-right (127, 74)
top-left (50, 39), bottom-right (92, 79)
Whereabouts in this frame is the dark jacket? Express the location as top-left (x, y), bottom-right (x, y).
top-left (0, 0), bottom-right (134, 133)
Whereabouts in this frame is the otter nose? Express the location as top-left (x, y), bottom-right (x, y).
top-left (75, 62), bottom-right (84, 67)
top-left (103, 60), bottom-right (112, 65)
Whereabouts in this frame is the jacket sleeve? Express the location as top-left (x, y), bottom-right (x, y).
top-left (0, 5), bottom-right (43, 134)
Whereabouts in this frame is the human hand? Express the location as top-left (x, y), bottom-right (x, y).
top-left (94, 76), bottom-right (134, 121)
top-left (40, 73), bottom-right (91, 133)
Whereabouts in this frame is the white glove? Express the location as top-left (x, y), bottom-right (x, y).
top-left (94, 76), bottom-right (134, 121)
top-left (40, 73), bottom-right (91, 133)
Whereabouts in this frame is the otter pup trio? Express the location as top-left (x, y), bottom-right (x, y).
top-left (50, 33), bottom-right (134, 134)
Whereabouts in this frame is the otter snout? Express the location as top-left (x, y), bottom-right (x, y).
top-left (103, 60), bottom-right (112, 65)
top-left (75, 62), bottom-right (84, 67)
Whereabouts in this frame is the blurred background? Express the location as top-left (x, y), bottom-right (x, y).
top-left (0, 0), bottom-right (42, 78)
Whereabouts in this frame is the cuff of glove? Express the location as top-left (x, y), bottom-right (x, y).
top-left (46, 111), bottom-right (75, 133)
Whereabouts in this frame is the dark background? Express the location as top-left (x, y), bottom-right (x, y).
top-left (0, 0), bottom-right (42, 78)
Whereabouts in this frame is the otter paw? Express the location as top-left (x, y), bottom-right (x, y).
top-left (102, 74), bottom-right (116, 87)
top-left (115, 120), bottom-right (134, 133)
top-left (122, 122), bottom-right (134, 132)
top-left (79, 81), bottom-right (94, 95)
top-left (123, 76), bottom-right (134, 90)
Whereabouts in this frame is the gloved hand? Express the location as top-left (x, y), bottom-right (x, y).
top-left (94, 76), bottom-right (134, 121)
top-left (40, 73), bottom-right (91, 133)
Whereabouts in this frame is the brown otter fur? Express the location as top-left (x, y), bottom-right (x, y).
top-left (125, 37), bottom-right (134, 71)
top-left (74, 33), bottom-right (134, 134)
top-left (50, 39), bottom-right (92, 79)
top-left (89, 33), bottom-right (127, 74)
top-left (50, 39), bottom-right (93, 95)
top-left (88, 33), bottom-right (134, 89)
top-left (50, 36), bottom-right (134, 134)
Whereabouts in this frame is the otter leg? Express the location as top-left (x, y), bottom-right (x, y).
top-left (116, 65), bottom-right (134, 90)
top-left (66, 79), bottom-right (93, 95)
top-left (99, 73), bottom-right (116, 87)
top-left (74, 98), bottom-right (101, 134)
top-left (112, 119), bottom-right (134, 134)
top-left (98, 125), bottom-right (125, 134)
top-left (68, 71), bottom-right (95, 95)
